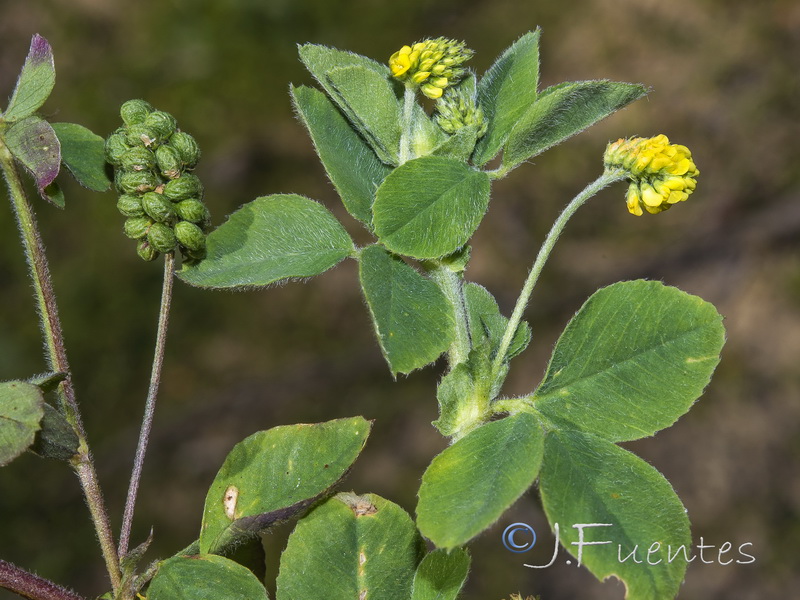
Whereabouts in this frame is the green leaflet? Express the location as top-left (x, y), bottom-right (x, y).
top-left (372, 156), bottom-right (491, 259)
top-left (411, 549), bottom-right (471, 600)
top-left (417, 413), bottom-right (544, 549)
top-left (178, 194), bottom-right (353, 290)
top-left (291, 85), bottom-right (390, 227)
top-left (431, 125), bottom-right (480, 163)
top-left (531, 280), bottom-right (725, 442)
top-left (3, 116), bottom-right (62, 203)
top-left (0, 381), bottom-right (45, 466)
top-left (30, 403), bottom-right (79, 461)
top-left (502, 80), bottom-right (647, 171)
top-left (298, 43), bottom-right (401, 165)
top-left (199, 417), bottom-right (371, 554)
top-left (325, 65), bottom-right (402, 165)
top-left (3, 34), bottom-right (55, 122)
top-left (539, 430), bottom-right (691, 600)
top-left (276, 493), bottom-right (423, 600)
top-left (358, 245), bottom-right (454, 375)
top-left (473, 30), bottom-right (541, 166)
top-left (148, 555), bottom-right (268, 600)
top-left (51, 122), bottom-right (111, 192)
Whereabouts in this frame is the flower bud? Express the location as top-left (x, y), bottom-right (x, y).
top-left (123, 217), bottom-right (153, 240)
top-left (144, 111), bottom-right (177, 140)
top-left (116, 170), bottom-right (159, 194)
top-left (117, 194), bottom-right (145, 218)
top-left (435, 84), bottom-right (487, 137)
top-left (155, 145), bottom-right (182, 179)
top-left (141, 192), bottom-right (177, 224)
top-left (162, 174), bottom-right (203, 202)
top-left (104, 131), bottom-right (130, 165)
top-left (169, 131), bottom-right (200, 168)
top-left (147, 222), bottom-right (177, 253)
top-left (120, 99), bottom-right (153, 127)
top-left (175, 221), bottom-right (206, 252)
top-left (136, 239), bottom-right (160, 262)
top-left (119, 146), bottom-right (156, 172)
top-left (174, 198), bottom-right (209, 224)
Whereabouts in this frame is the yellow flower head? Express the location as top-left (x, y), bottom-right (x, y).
top-left (389, 38), bottom-right (473, 99)
top-left (604, 135), bottom-right (699, 216)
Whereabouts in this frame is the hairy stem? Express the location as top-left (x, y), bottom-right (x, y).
top-left (491, 170), bottom-right (625, 380)
top-left (398, 85), bottom-right (416, 164)
top-left (428, 264), bottom-right (471, 367)
top-left (118, 252), bottom-right (175, 557)
top-left (0, 143), bottom-right (122, 591)
top-left (0, 560), bottom-right (85, 600)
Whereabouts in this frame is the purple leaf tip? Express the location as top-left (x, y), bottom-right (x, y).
top-left (28, 34), bottom-right (54, 67)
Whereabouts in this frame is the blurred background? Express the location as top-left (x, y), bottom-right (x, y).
top-left (1, 0), bottom-right (799, 598)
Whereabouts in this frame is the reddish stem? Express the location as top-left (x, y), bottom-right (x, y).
top-left (0, 560), bottom-right (85, 600)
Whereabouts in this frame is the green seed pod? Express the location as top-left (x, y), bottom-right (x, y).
top-left (120, 99), bottom-right (153, 127)
top-left (116, 170), bottom-right (159, 194)
top-left (144, 111), bottom-right (177, 140)
top-left (174, 198), bottom-right (208, 223)
top-left (117, 194), bottom-right (145, 217)
top-left (174, 221), bottom-right (206, 252)
top-left (123, 217), bottom-right (153, 240)
top-left (126, 124), bottom-right (159, 148)
top-left (104, 132), bottom-right (130, 165)
top-left (119, 146), bottom-right (156, 172)
top-left (155, 145), bottom-right (182, 179)
top-left (141, 192), bottom-right (177, 224)
top-left (169, 131), bottom-right (200, 168)
top-left (147, 222), bottom-right (177, 253)
top-left (136, 240), bottom-right (160, 262)
top-left (162, 174), bottom-right (203, 202)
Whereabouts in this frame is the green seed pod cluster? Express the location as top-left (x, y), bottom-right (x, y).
top-left (105, 99), bottom-right (209, 263)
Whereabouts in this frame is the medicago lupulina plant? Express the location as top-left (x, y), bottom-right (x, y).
top-left (0, 30), bottom-right (723, 600)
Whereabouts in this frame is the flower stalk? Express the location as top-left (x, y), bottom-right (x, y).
top-left (118, 252), bottom-right (176, 558)
top-left (491, 169), bottom-right (624, 381)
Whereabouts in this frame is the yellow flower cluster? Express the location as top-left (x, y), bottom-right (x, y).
top-left (389, 38), bottom-right (473, 99)
top-left (604, 135), bottom-right (699, 216)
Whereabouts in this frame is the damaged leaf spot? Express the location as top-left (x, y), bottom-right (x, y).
top-left (339, 492), bottom-right (379, 516)
top-left (223, 485), bottom-right (239, 520)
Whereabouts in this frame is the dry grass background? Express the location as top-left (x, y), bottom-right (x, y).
top-left (1, 0), bottom-right (799, 598)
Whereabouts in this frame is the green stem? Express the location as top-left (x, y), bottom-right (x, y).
top-left (491, 170), bottom-right (625, 380)
top-left (428, 264), bottom-right (471, 367)
top-left (398, 85), bottom-right (416, 164)
top-left (0, 142), bottom-right (122, 591)
top-left (491, 396), bottom-right (536, 415)
top-left (118, 252), bottom-right (175, 558)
